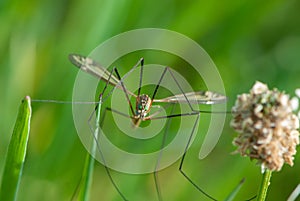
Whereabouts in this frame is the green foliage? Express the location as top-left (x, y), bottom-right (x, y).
top-left (1, 1), bottom-right (299, 201)
top-left (0, 96), bottom-right (31, 201)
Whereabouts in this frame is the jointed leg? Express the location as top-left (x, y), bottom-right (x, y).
top-left (178, 113), bottom-right (217, 201)
top-left (151, 66), bottom-right (196, 112)
top-left (153, 104), bottom-right (175, 201)
top-left (86, 67), bottom-right (129, 201)
top-left (137, 58), bottom-right (144, 97)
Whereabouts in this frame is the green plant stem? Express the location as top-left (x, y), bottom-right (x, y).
top-left (77, 148), bottom-right (95, 201)
top-left (77, 99), bottom-right (102, 201)
top-left (257, 169), bottom-right (272, 201)
top-left (0, 96), bottom-right (32, 201)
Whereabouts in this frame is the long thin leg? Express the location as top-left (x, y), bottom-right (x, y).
top-left (114, 68), bottom-right (136, 116)
top-left (100, 58), bottom-right (144, 105)
top-left (92, 98), bottom-right (128, 201)
top-left (150, 110), bottom-right (215, 200)
top-left (178, 113), bottom-right (217, 201)
top-left (70, 176), bottom-right (82, 201)
top-left (246, 195), bottom-right (257, 201)
top-left (150, 66), bottom-right (195, 112)
top-left (151, 67), bottom-right (167, 101)
top-left (137, 58), bottom-right (144, 97)
top-left (149, 66), bottom-right (217, 200)
top-left (85, 58), bottom-right (144, 200)
top-left (147, 105), bottom-right (230, 121)
top-left (147, 103), bottom-right (173, 120)
top-left (150, 66), bottom-right (208, 200)
top-left (100, 107), bottom-right (135, 127)
top-left (102, 58), bottom-right (144, 116)
top-left (87, 66), bottom-right (120, 132)
top-left (86, 67), bottom-right (128, 201)
top-left (164, 67), bottom-right (195, 111)
top-left (153, 104), bottom-right (175, 201)
top-left (147, 111), bottom-right (199, 120)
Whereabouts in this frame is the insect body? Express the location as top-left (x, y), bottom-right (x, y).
top-left (129, 94), bottom-right (152, 127)
top-left (69, 54), bottom-right (227, 127)
top-left (69, 53), bottom-right (227, 201)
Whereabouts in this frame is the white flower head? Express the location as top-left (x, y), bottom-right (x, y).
top-left (231, 81), bottom-right (300, 172)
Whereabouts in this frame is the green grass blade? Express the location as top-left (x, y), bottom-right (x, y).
top-left (223, 178), bottom-right (245, 201)
top-left (77, 150), bottom-right (95, 201)
top-left (0, 96), bottom-right (32, 201)
top-left (76, 101), bottom-right (102, 201)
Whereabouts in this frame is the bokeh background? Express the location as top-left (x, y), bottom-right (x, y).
top-left (1, 1), bottom-right (300, 201)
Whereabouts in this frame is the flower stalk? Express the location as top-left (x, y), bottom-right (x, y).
top-left (257, 169), bottom-right (272, 201)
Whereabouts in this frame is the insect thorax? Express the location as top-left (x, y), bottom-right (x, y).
top-left (136, 94), bottom-right (152, 118)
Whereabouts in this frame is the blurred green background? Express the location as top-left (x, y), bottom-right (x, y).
top-left (1, 0), bottom-right (300, 201)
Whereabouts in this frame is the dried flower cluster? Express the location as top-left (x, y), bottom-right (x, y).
top-left (231, 81), bottom-right (300, 172)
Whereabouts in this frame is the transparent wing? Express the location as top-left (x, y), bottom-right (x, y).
top-left (153, 91), bottom-right (227, 104)
top-left (69, 54), bottom-right (136, 97)
top-left (69, 54), bottom-right (120, 86)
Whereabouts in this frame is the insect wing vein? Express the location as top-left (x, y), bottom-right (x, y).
top-left (69, 54), bottom-right (120, 86)
top-left (153, 91), bottom-right (227, 104)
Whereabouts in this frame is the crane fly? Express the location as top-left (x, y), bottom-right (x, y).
top-left (69, 54), bottom-right (227, 128)
top-left (68, 53), bottom-right (228, 201)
